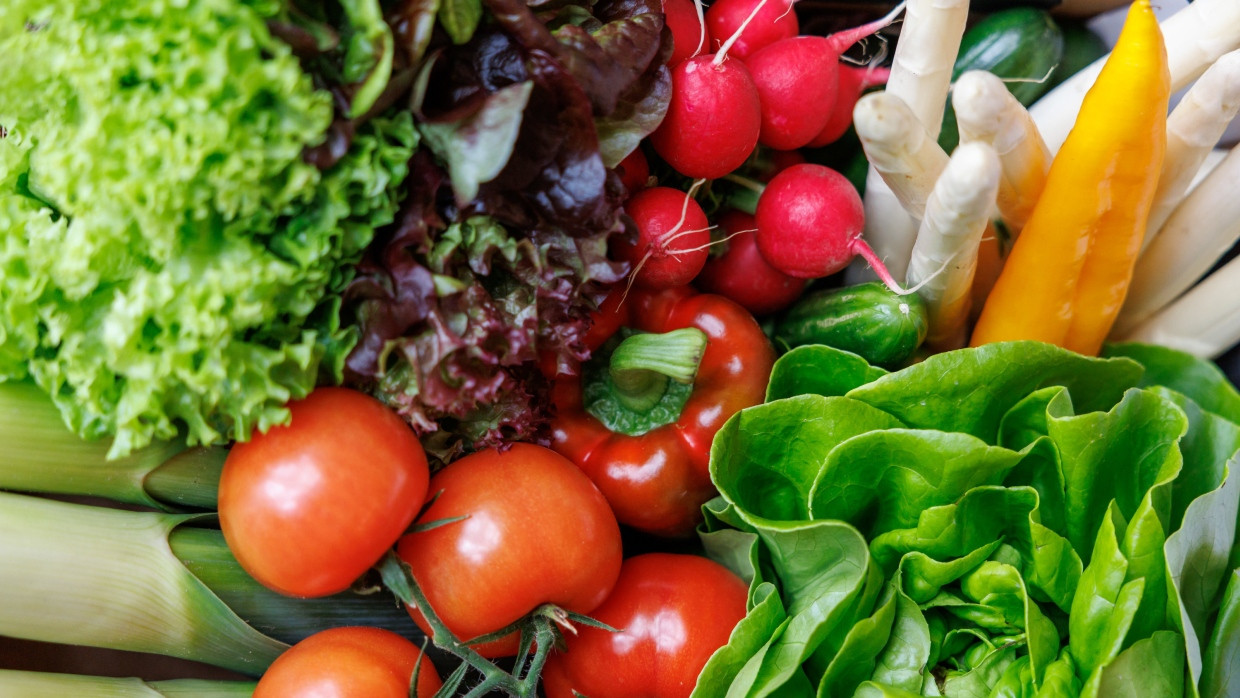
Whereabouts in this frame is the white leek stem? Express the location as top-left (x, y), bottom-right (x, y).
top-left (0, 491), bottom-right (287, 676)
top-left (907, 142), bottom-right (1002, 349)
top-left (1030, 0), bottom-right (1240, 152)
top-left (1145, 49), bottom-right (1240, 244)
top-left (1115, 144), bottom-right (1240, 336)
top-left (953, 70), bottom-right (1052, 239)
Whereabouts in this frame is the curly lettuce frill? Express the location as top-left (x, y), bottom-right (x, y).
top-left (0, 0), bottom-right (416, 457)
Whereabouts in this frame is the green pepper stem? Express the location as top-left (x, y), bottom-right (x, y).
top-left (608, 327), bottom-right (708, 412)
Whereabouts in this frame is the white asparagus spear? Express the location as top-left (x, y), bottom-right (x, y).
top-left (1113, 144), bottom-right (1240, 336)
top-left (1189, 148), bottom-right (1229, 191)
top-left (854, 92), bottom-right (951, 220)
top-left (856, 0), bottom-right (969, 282)
top-left (906, 142), bottom-right (1002, 349)
top-left (1030, 0), bottom-right (1240, 152)
top-left (1119, 254), bottom-right (1240, 359)
top-left (1144, 49), bottom-right (1240, 244)
top-left (952, 70), bottom-right (1052, 239)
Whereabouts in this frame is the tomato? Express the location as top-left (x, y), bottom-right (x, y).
top-left (219, 387), bottom-right (430, 598)
top-left (395, 443), bottom-right (623, 657)
top-left (695, 209), bottom-right (807, 316)
top-left (541, 553), bottom-right (748, 697)
top-left (253, 626), bottom-right (442, 697)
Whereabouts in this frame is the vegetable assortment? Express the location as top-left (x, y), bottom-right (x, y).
top-left (3, 0), bottom-right (1240, 696)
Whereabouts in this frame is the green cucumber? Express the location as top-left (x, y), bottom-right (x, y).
top-left (773, 282), bottom-right (928, 367)
top-left (939, 8), bottom-right (1065, 152)
top-left (1047, 20), bottom-right (1110, 89)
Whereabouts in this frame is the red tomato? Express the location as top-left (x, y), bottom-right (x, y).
top-left (219, 387), bottom-right (430, 598)
top-left (395, 444), bottom-right (623, 657)
top-left (254, 627), bottom-right (442, 697)
top-left (695, 210), bottom-right (807, 315)
top-left (541, 553), bottom-right (748, 697)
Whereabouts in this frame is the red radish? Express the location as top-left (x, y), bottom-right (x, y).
top-left (807, 64), bottom-right (890, 148)
top-left (706, 0), bottom-right (798, 60)
top-left (744, 6), bottom-right (905, 151)
top-left (613, 186), bottom-right (712, 289)
top-left (664, 0), bottom-right (711, 68)
top-left (755, 163), bottom-right (901, 291)
top-left (695, 209), bottom-right (807, 315)
top-left (649, 55), bottom-right (762, 179)
top-left (616, 148), bottom-right (650, 194)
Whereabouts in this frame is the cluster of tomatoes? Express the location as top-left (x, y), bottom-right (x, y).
top-left (217, 386), bottom-right (750, 696)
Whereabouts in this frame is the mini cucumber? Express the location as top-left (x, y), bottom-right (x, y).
top-left (773, 282), bottom-right (928, 367)
top-left (939, 8), bottom-right (1065, 152)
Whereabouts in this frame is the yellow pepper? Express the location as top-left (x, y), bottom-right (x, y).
top-left (970, 0), bottom-right (1169, 355)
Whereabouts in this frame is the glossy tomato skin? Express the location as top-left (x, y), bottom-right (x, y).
top-left (695, 210), bottom-right (807, 316)
top-left (542, 553), bottom-right (748, 698)
top-left (396, 444), bottom-right (623, 657)
top-left (254, 626), bottom-right (441, 698)
top-left (219, 387), bottom-right (430, 598)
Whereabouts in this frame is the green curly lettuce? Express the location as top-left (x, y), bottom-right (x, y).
top-left (0, 0), bottom-right (416, 457)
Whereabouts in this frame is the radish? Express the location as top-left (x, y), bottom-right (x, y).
top-left (613, 186), bottom-right (712, 289)
top-left (807, 64), bottom-right (890, 148)
top-left (705, 0), bottom-right (798, 60)
top-left (744, 5), bottom-right (904, 151)
top-left (616, 148), bottom-right (650, 194)
top-left (695, 209), bottom-right (807, 315)
top-left (755, 163), bottom-right (901, 290)
top-left (649, 55), bottom-right (762, 179)
top-left (664, 0), bottom-right (711, 68)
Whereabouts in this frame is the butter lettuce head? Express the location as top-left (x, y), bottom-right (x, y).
top-left (0, 0), bottom-right (415, 456)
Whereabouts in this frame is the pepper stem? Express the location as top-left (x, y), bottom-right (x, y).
top-left (608, 328), bottom-right (709, 412)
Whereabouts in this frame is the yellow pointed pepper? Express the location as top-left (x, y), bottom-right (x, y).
top-left (970, 0), bottom-right (1169, 355)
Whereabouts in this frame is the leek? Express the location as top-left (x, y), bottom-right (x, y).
top-left (0, 491), bottom-right (421, 676)
top-left (0, 381), bottom-right (225, 510)
top-left (0, 669), bottom-right (255, 697)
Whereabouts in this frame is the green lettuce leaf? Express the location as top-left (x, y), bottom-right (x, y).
top-left (0, 0), bottom-right (414, 456)
top-left (847, 341), bottom-right (1142, 443)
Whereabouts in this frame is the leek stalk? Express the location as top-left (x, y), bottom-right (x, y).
top-left (0, 669), bottom-right (256, 697)
top-left (0, 491), bottom-right (421, 675)
top-left (0, 381), bottom-right (225, 510)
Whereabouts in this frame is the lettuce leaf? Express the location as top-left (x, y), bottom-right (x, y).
top-left (699, 341), bottom-right (1240, 697)
top-left (0, 0), bottom-right (415, 457)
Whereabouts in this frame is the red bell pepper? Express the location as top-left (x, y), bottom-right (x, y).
top-left (550, 286), bottom-right (775, 537)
